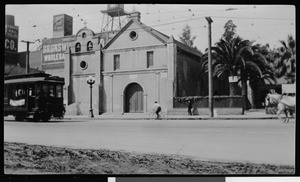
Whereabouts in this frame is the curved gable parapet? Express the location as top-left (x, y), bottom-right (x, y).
top-left (75, 28), bottom-right (95, 38)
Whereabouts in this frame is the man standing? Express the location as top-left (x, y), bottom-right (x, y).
top-left (188, 100), bottom-right (193, 115)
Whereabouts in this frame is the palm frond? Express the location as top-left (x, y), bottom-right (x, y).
top-left (279, 40), bottom-right (288, 50)
top-left (237, 46), bottom-right (254, 58)
top-left (245, 61), bottom-right (263, 78)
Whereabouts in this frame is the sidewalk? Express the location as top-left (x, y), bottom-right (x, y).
top-left (64, 109), bottom-right (280, 121)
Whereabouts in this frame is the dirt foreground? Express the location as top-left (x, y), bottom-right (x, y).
top-left (4, 142), bottom-right (294, 174)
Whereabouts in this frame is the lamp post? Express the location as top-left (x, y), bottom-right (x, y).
top-left (86, 75), bottom-right (95, 118)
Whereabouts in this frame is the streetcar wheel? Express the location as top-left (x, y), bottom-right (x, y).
top-left (42, 111), bottom-right (51, 122)
top-left (60, 109), bottom-right (65, 119)
top-left (15, 115), bottom-right (25, 121)
top-left (33, 112), bottom-right (41, 121)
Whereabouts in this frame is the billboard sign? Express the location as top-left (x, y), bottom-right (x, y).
top-left (5, 37), bottom-right (18, 53)
top-left (5, 24), bottom-right (19, 53)
top-left (5, 24), bottom-right (18, 38)
top-left (53, 14), bottom-right (73, 38)
top-left (42, 37), bottom-right (74, 64)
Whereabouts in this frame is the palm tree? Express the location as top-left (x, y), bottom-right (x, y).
top-left (245, 44), bottom-right (278, 108)
top-left (274, 35), bottom-right (296, 83)
top-left (200, 36), bottom-right (276, 110)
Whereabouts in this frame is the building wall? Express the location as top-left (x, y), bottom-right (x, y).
top-left (176, 50), bottom-right (201, 97)
top-left (41, 36), bottom-right (75, 75)
top-left (29, 51), bottom-right (42, 70)
top-left (103, 22), bottom-right (172, 114)
top-left (103, 46), bottom-right (169, 114)
top-left (103, 71), bottom-right (169, 114)
top-left (104, 46), bottom-right (167, 72)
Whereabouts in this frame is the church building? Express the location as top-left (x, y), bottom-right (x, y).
top-left (101, 13), bottom-right (203, 114)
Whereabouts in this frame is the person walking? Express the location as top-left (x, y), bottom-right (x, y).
top-left (188, 100), bottom-right (193, 115)
top-left (153, 101), bottom-right (162, 119)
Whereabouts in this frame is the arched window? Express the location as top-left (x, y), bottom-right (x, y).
top-left (75, 43), bottom-right (81, 52)
top-left (82, 32), bottom-right (86, 38)
top-left (87, 41), bottom-right (93, 51)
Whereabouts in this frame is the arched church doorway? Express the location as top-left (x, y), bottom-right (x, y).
top-left (124, 83), bottom-right (143, 113)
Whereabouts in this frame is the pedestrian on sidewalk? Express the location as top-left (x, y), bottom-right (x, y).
top-left (188, 100), bottom-right (193, 115)
top-left (153, 101), bottom-right (161, 119)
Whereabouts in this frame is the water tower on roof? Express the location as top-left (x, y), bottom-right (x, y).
top-left (100, 4), bottom-right (129, 32)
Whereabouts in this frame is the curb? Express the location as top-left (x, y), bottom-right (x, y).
top-left (63, 116), bottom-right (279, 121)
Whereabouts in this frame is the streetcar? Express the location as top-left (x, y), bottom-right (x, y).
top-left (4, 72), bottom-right (65, 121)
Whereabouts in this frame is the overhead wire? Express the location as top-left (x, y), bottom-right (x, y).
top-left (211, 16), bottom-right (294, 21)
top-left (12, 5), bottom-right (294, 51)
top-left (15, 6), bottom-right (294, 36)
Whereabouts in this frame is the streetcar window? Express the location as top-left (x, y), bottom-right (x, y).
top-left (13, 84), bottom-right (26, 99)
top-left (36, 84), bottom-right (42, 93)
top-left (42, 84), bottom-right (48, 95)
top-left (49, 84), bottom-right (55, 97)
top-left (28, 84), bottom-right (36, 96)
top-left (56, 85), bottom-right (62, 98)
top-left (22, 85), bottom-right (27, 97)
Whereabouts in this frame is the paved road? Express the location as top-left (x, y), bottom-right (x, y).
top-left (4, 118), bottom-right (295, 165)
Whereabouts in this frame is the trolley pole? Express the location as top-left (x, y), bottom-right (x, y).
top-left (205, 17), bottom-right (214, 117)
top-left (87, 76), bottom-right (95, 118)
top-left (21, 40), bottom-right (35, 74)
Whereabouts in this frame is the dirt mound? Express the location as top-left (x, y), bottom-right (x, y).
top-left (4, 142), bottom-right (294, 174)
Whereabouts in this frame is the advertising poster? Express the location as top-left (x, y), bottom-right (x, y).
top-left (42, 37), bottom-right (73, 64)
top-left (5, 24), bottom-right (18, 53)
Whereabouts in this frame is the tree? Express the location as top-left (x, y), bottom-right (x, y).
top-left (200, 36), bottom-right (276, 110)
top-left (222, 20), bottom-right (237, 42)
top-left (179, 24), bottom-right (198, 50)
top-left (274, 35), bottom-right (296, 83)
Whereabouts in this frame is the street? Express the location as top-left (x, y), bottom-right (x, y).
top-left (4, 117), bottom-right (295, 166)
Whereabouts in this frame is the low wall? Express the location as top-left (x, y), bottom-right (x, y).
top-left (174, 96), bottom-right (243, 108)
top-left (173, 96), bottom-right (244, 115)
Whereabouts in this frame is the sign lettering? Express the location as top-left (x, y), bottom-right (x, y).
top-left (5, 24), bottom-right (19, 53)
top-left (5, 37), bottom-right (18, 53)
top-left (5, 24), bottom-right (19, 38)
top-left (42, 38), bottom-right (73, 64)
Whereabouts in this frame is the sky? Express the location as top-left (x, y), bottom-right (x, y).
top-left (5, 4), bottom-right (295, 53)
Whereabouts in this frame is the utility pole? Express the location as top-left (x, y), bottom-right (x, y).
top-left (205, 17), bottom-right (214, 117)
top-left (21, 40), bottom-right (35, 74)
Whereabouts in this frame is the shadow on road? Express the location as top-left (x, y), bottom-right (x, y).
top-left (4, 117), bottom-right (89, 123)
